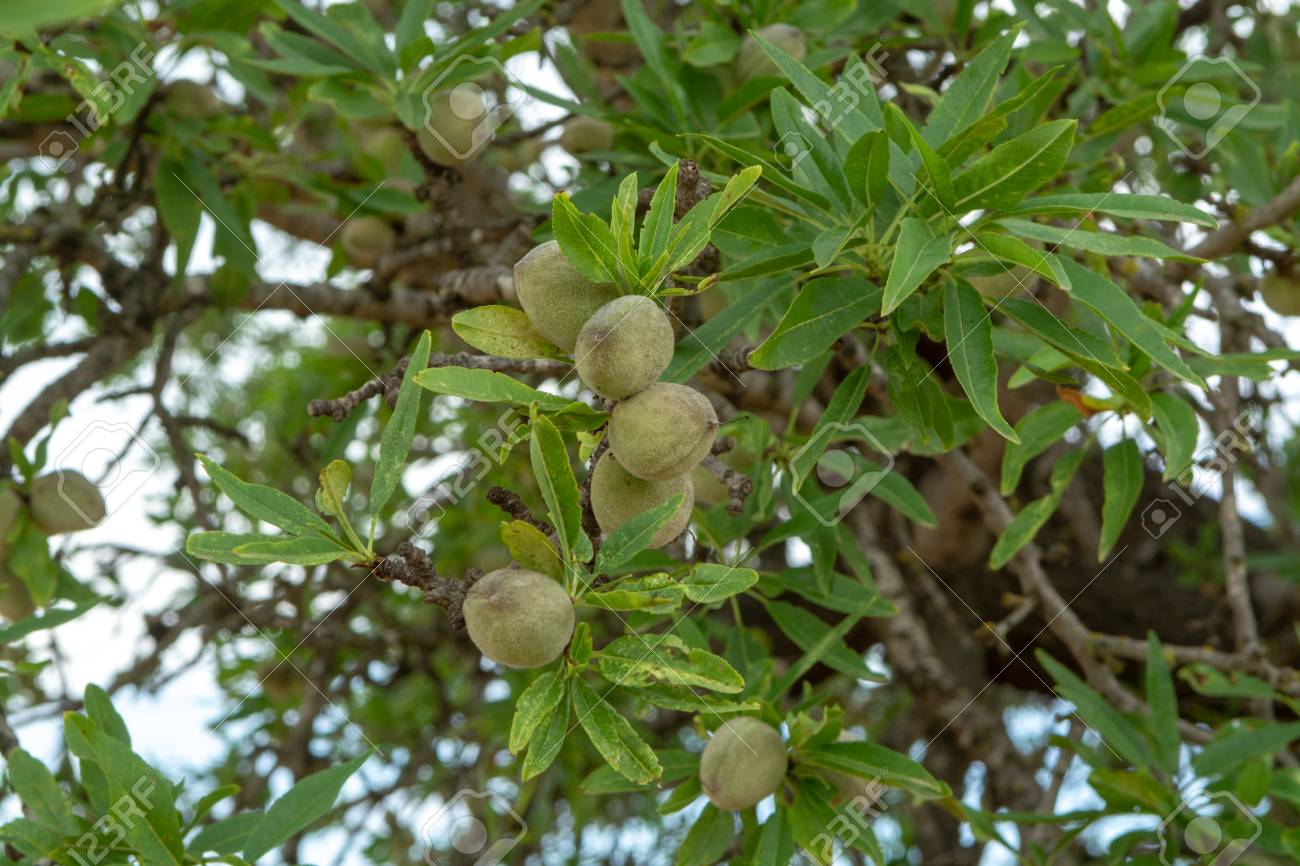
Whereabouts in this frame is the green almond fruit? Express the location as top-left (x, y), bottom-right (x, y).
top-left (463, 567), bottom-right (574, 668)
top-left (1260, 271), bottom-right (1300, 316)
top-left (30, 471), bottom-right (105, 534)
top-left (609, 383), bottom-right (718, 480)
top-left (699, 717), bottom-right (788, 810)
top-left (559, 117), bottom-right (615, 155)
top-left (513, 241), bottom-right (621, 352)
top-left (341, 216), bottom-right (396, 267)
top-left (417, 86), bottom-right (489, 166)
top-left (590, 452), bottom-right (693, 548)
top-left (575, 296), bottom-right (675, 400)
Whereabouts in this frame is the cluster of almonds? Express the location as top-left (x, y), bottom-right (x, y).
top-left (0, 471), bottom-right (106, 620)
top-left (515, 241), bottom-right (720, 549)
top-left (459, 240), bottom-right (720, 676)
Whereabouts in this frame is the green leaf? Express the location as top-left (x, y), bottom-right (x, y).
top-left (972, 231), bottom-right (1072, 291)
top-left (7, 749), bottom-right (76, 835)
top-left (242, 752), bottom-right (369, 861)
top-left (752, 33), bottom-right (876, 143)
top-left (233, 535), bottom-right (353, 565)
top-left (579, 573), bottom-right (683, 614)
top-left (1193, 721), bottom-right (1300, 778)
top-left (593, 495), bottom-right (685, 576)
top-left (943, 280), bottom-right (1018, 442)
top-left (529, 412), bottom-right (583, 559)
top-left (571, 678), bottom-right (662, 784)
top-left (1001, 401), bottom-right (1083, 494)
top-left (451, 307), bottom-right (562, 360)
top-left (1036, 650), bottom-right (1153, 767)
top-left (676, 805), bottom-right (735, 866)
top-left (922, 28), bottom-right (1018, 147)
top-left (581, 749), bottom-right (698, 795)
top-left (272, 0), bottom-right (391, 75)
top-left (84, 684), bottom-right (130, 744)
top-left (197, 457), bottom-right (335, 538)
top-left (552, 192), bottom-right (624, 287)
top-left (1144, 633), bottom-right (1180, 776)
top-left (886, 103), bottom-right (954, 207)
top-left (844, 130), bottom-right (890, 206)
top-left (63, 714), bottom-right (185, 866)
top-left (989, 447), bottom-right (1086, 569)
top-left (317, 460), bottom-right (351, 526)
top-left (509, 670), bottom-right (568, 754)
top-left (1001, 193), bottom-right (1217, 227)
top-left (1057, 257), bottom-right (1206, 387)
top-left (639, 161), bottom-right (679, 265)
top-left (521, 697), bottom-right (570, 780)
top-left (154, 160), bottom-right (203, 280)
top-left (883, 219), bottom-right (953, 314)
top-left (1000, 219), bottom-right (1202, 262)
top-left (0, 0), bottom-right (118, 34)
top-left (1099, 439), bottom-right (1143, 560)
top-left (370, 330), bottom-right (431, 515)
top-left (951, 119), bottom-right (1076, 212)
top-left (0, 599), bottom-right (99, 645)
top-left (597, 634), bottom-right (744, 693)
top-left (190, 813), bottom-right (263, 856)
top-left (801, 740), bottom-right (951, 799)
top-left (751, 810), bottom-right (796, 866)
top-left (1150, 392), bottom-right (1199, 481)
top-left (186, 531), bottom-right (277, 565)
top-left (765, 600), bottom-right (884, 682)
top-left (996, 297), bottom-right (1125, 369)
top-left (680, 563), bottom-right (759, 604)
top-left (500, 520), bottom-right (563, 580)
top-left (749, 277), bottom-right (882, 370)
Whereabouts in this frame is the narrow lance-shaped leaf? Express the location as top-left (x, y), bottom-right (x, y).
top-left (571, 678), bottom-right (662, 784)
top-left (943, 280), bottom-right (1019, 442)
top-left (529, 411), bottom-right (584, 559)
top-left (242, 752), bottom-right (370, 861)
top-left (509, 670), bottom-right (569, 754)
top-left (197, 456), bottom-right (335, 538)
top-left (1145, 632), bottom-right (1181, 776)
top-left (951, 119), bottom-right (1076, 212)
top-left (1098, 438), bottom-right (1143, 560)
top-left (594, 495), bottom-right (685, 575)
top-left (749, 277), bottom-right (882, 370)
top-left (883, 219), bottom-right (953, 314)
top-left (371, 330), bottom-right (431, 514)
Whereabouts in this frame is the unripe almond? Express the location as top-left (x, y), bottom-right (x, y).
top-left (463, 567), bottom-right (575, 668)
top-left (575, 296), bottom-right (674, 400)
top-left (737, 24), bottom-right (805, 80)
top-left (341, 216), bottom-right (396, 267)
top-left (416, 86), bottom-right (489, 166)
top-left (513, 241), bottom-right (620, 352)
top-left (699, 717), bottom-right (788, 810)
top-left (609, 383), bottom-right (718, 480)
top-left (30, 471), bottom-right (105, 534)
top-left (590, 452), bottom-right (692, 548)
top-left (360, 126), bottom-right (408, 169)
top-left (559, 117), bottom-right (615, 155)
top-left (1260, 270), bottom-right (1300, 316)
